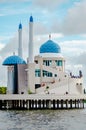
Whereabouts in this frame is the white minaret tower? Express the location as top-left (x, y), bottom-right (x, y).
top-left (18, 23), bottom-right (23, 58)
top-left (28, 15), bottom-right (35, 93)
top-left (29, 15), bottom-right (34, 63)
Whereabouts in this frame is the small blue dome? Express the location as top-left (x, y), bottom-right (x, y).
top-left (40, 40), bottom-right (61, 53)
top-left (19, 23), bottom-right (22, 29)
top-left (3, 55), bottom-right (26, 66)
top-left (30, 15), bottom-right (33, 22)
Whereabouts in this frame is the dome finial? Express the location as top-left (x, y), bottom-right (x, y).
top-left (13, 52), bottom-right (15, 55)
top-left (49, 34), bottom-right (51, 40)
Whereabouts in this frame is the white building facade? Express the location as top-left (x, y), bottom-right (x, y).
top-left (3, 16), bottom-right (84, 95)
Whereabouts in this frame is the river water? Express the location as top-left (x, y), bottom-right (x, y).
top-left (0, 108), bottom-right (86, 130)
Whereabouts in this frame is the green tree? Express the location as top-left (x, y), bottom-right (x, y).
top-left (0, 87), bottom-right (7, 94)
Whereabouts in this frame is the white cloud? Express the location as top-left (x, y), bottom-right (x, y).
top-left (62, 0), bottom-right (86, 34)
top-left (50, 0), bottom-right (86, 35)
top-left (59, 40), bottom-right (86, 57)
top-left (0, 43), bottom-right (5, 51)
top-left (33, 0), bottom-right (68, 10)
top-left (0, 0), bottom-right (30, 3)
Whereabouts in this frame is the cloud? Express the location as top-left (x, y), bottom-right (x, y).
top-left (71, 52), bottom-right (86, 65)
top-left (0, 0), bottom-right (30, 3)
top-left (0, 43), bottom-right (5, 51)
top-left (50, 0), bottom-right (86, 35)
top-left (33, 0), bottom-right (68, 11)
top-left (59, 40), bottom-right (86, 57)
top-left (61, 0), bottom-right (86, 35)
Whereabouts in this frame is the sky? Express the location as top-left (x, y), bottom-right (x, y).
top-left (0, 0), bottom-right (86, 86)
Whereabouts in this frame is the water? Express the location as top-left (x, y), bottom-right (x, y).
top-left (0, 109), bottom-right (86, 130)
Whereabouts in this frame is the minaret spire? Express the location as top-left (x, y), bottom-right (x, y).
top-left (18, 22), bottom-right (23, 58)
top-left (29, 15), bottom-right (34, 63)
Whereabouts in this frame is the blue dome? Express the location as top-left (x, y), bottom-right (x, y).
top-left (40, 40), bottom-right (61, 53)
top-left (3, 55), bottom-right (26, 66)
top-left (19, 23), bottom-right (22, 29)
top-left (30, 15), bottom-right (33, 22)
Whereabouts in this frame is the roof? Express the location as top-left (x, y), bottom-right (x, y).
top-left (3, 55), bottom-right (26, 66)
top-left (19, 23), bottom-right (22, 29)
top-left (30, 15), bottom-right (33, 22)
top-left (40, 40), bottom-right (61, 53)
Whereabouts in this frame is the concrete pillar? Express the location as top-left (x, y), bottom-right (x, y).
top-left (12, 100), bottom-right (14, 108)
top-left (61, 100), bottom-right (63, 109)
top-left (26, 100), bottom-right (29, 109)
top-left (23, 100), bottom-right (25, 109)
top-left (32, 100), bottom-right (34, 109)
top-left (46, 100), bottom-right (51, 109)
top-left (6, 100), bottom-right (9, 109)
top-left (80, 99), bottom-right (84, 109)
top-left (83, 99), bottom-right (84, 108)
top-left (52, 100), bottom-right (55, 109)
top-left (77, 99), bottom-right (80, 108)
top-left (34, 100), bottom-right (37, 109)
top-left (20, 100), bottom-right (22, 108)
top-left (48, 100), bottom-right (51, 109)
top-left (38, 100), bottom-right (41, 109)
top-left (70, 99), bottom-right (72, 109)
top-left (29, 100), bottom-right (31, 109)
top-left (66, 100), bottom-right (68, 109)
top-left (75, 99), bottom-right (77, 108)
top-left (42, 100), bottom-right (45, 109)
top-left (57, 100), bottom-right (59, 109)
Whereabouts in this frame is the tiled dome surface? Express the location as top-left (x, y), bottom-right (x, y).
top-left (3, 55), bottom-right (26, 65)
top-left (40, 40), bottom-right (61, 53)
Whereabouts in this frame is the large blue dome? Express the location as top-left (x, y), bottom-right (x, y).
top-left (3, 55), bottom-right (26, 66)
top-left (40, 40), bottom-right (61, 53)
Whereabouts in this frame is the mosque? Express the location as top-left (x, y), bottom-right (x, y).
top-left (3, 16), bottom-right (84, 95)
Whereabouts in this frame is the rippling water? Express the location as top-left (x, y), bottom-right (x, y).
top-left (0, 108), bottom-right (86, 130)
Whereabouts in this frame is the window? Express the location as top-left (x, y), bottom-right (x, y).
top-left (43, 60), bottom-right (46, 65)
top-left (35, 60), bottom-right (38, 64)
top-left (35, 84), bottom-right (41, 89)
top-left (55, 74), bottom-right (57, 77)
top-left (58, 60), bottom-right (62, 66)
top-left (55, 60), bottom-right (63, 66)
top-left (42, 70), bottom-right (52, 77)
top-left (35, 69), bottom-right (41, 77)
top-left (43, 70), bottom-right (47, 77)
top-left (43, 60), bottom-right (52, 66)
top-left (48, 72), bottom-right (52, 77)
top-left (55, 60), bottom-right (58, 66)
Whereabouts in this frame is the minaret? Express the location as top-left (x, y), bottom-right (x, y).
top-left (29, 15), bottom-right (34, 63)
top-left (18, 22), bottom-right (22, 58)
top-left (28, 15), bottom-right (35, 93)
